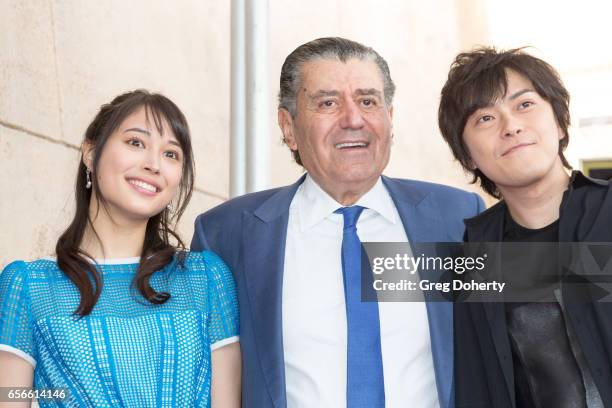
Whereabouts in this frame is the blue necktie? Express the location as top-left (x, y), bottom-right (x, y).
top-left (336, 206), bottom-right (385, 408)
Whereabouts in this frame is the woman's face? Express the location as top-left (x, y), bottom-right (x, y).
top-left (89, 106), bottom-right (184, 222)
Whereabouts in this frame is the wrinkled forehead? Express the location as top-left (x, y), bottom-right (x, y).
top-left (299, 57), bottom-right (385, 93)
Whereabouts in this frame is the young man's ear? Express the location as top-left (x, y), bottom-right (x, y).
top-left (467, 156), bottom-right (478, 171)
top-left (82, 141), bottom-right (94, 170)
top-left (278, 108), bottom-right (298, 151)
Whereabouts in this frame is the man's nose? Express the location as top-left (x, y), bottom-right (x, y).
top-left (339, 99), bottom-right (366, 130)
top-left (501, 113), bottom-right (523, 137)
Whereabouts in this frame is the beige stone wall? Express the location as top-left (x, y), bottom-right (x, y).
top-left (1, 1), bottom-right (230, 266)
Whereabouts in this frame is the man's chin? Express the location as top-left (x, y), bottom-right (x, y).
top-left (334, 172), bottom-right (381, 188)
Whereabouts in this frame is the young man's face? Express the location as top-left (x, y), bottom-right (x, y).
top-left (462, 69), bottom-right (566, 192)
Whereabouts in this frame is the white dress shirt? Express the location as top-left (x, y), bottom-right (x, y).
top-left (282, 174), bottom-right (440, 408)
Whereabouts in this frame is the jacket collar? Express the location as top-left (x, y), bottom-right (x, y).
top-left (463, 170), bottom-right (607, 242)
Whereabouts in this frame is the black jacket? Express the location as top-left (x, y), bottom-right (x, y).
top-left (455, 172), bottom-right (612, 408)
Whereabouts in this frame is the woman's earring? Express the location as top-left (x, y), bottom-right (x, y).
top-left (166, 203), bottom-right (173, 213)
top-left (86, 168), bottom-right (92, 189)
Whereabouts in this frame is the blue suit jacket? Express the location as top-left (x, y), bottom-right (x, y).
top-left (191, 175), bottom-right (485, 408)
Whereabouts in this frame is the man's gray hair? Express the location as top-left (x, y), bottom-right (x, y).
top-left (278, 37), bottom-right (396, 117)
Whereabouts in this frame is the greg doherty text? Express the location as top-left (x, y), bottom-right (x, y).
top-left (373, 279), bottom-right (506, 294)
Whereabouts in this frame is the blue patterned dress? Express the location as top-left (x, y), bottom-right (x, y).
top-left (0, 251), bottom-right (239, 407)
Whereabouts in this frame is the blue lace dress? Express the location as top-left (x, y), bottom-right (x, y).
top-left (0, 251), bottom-right (239, 407)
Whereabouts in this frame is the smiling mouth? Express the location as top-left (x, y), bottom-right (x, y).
top-left (127, 178), bottom-right (160, 193)
top-left (334, 141), bottom-right (369, 149)
top-left (502, 143), bottom-right (535, 156)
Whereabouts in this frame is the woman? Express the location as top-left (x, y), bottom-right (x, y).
top-left (0, 90), bottom-right (240, 407)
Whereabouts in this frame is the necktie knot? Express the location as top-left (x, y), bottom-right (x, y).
top-left (335, 206), bottom-right (365, 230)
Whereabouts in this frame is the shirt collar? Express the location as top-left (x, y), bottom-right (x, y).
top-left (355, 177), bottom-right (399, 225)
top-left (296, 173), bottom-right (399, 231)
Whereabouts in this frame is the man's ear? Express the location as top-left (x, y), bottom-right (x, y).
top-left (461, 138), bottom-right (477, 170)
top-left (468, 157), bottom-right (478, 171)
top-left (82, 141), bottom-right (94, 170)
top-left (465, 150), bottom-right (477, 170)
top-left (278, 109), bottom-right (298, 150)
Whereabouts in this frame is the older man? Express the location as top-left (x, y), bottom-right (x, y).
top-left (192, 37), bottom-right (483, 408)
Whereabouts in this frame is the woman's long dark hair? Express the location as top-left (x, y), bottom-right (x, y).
top-left (56, 90), bottom-right (195, 316)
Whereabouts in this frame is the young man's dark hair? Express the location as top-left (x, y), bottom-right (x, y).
top-left (438, 47), bottom-right (572, 198)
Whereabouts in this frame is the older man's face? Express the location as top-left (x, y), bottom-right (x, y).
top-left (282, 58), bottom-right (393, 198)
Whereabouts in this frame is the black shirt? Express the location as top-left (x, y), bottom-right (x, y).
top-left (503, 211), bottom-right (587, 408)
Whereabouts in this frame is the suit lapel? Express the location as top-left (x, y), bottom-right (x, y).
top-left (241, 176), bottom-right (305, 408)
top-left (382, 176), bottom-right (454, 408)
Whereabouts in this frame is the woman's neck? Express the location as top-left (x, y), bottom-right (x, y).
top-left (80, 202), bottom-right (147, 259)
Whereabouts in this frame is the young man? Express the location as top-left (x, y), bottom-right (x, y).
top-left (438, 47), bottom-right (612, 407)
